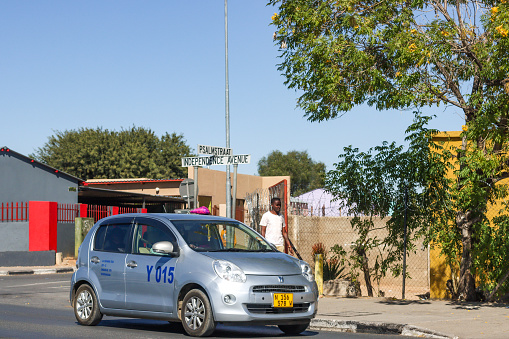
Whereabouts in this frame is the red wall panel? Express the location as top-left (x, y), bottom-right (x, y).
top-left (29, 201), bottom-right (58, 251)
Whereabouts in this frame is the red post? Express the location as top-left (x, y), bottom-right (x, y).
top-left (111, 206), bottom-right (119, 215)
top-left (141, 208), bottom-right (148, 213)
top-left (29, 201), bottom-right (58, 251)
top-left (79, 204), bottom-right (88, 218)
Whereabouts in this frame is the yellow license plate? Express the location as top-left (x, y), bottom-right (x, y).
top-left (273, 293), bottom-right (293, 308)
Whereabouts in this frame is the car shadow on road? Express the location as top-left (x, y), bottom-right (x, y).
top-left (96, 319), bottom-right (319, 337)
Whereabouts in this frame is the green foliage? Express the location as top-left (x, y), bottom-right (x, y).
top-left (269, 0), bottom-right (509, 122)
top-left (31, 127), bottom-right (193, 180)
top-left (326, 113), bottom-right (454, 294)
top-left (329, 243), bottom-right (360, 284)
top-left (312, 242), bottom-right (348, 281)
top-left (270, 0), bottom-right (509, 300)
top-left (258, 150), bottom-right (325, 196)
top-left (323, 258), bottom-right (348, 282)
top-left (474, 215), bottom-right (509, 300)
top-left (435, 135), bottom-right (509, 300)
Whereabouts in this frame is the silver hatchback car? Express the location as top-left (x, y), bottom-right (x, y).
top-left (70, 213), bottom-right (318, 336)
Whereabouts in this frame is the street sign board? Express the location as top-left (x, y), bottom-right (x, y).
top-left (179, 178), bottom-right (197, 200)
top-left (181, 154), bottom-right (251, 167)
top-left (197, 144), bottom-right (232, 156)
top-left (226, 154), bottom-right (251, 165)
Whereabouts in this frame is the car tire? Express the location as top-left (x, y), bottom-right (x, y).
top-left (278, 321), bottom-right (310, 335)
top-left (181, 289), bottom-right (216, 337)
top-left (73, 284), bottom-right (103, 326)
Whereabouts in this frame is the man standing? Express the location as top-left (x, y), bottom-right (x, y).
top-left (260, 197), bottom-right (293, 255)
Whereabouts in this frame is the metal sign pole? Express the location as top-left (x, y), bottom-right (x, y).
top-left (225, 0), bottom-right (232, 219)
top-left (194, 166), bottom-right (198, 209)
top-left (232, 164), bottom-right (238, 219)
top-left (186, 180), bottom-right (190, 208)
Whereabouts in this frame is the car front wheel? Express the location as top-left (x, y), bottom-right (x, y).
top-left (73, 284), bottom-right (103, 326)
top-left (181, 289), bottom-right (216, 337)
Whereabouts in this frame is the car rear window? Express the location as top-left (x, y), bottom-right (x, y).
top-left (94, 224), bottom-right (131, 253)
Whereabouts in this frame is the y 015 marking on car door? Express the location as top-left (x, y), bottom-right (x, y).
top-left (147, 265), bottom-right (175, 283)
top-left (100, 260), bottom-right (114, 276)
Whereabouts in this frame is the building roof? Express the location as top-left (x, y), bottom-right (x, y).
top-left (293, 188), bottom-right (352, 217)
top-left (1, 146), bottom-right (83, 183)
top-left (83, 178), bottom-right (184, 185)
top-left (432, 131), bottom-right (462, 142)
top-left (79, 186), bottom-right (184, 205)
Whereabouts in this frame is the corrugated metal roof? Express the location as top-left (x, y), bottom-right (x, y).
top-left (83, 178), bottom-right (184, 185)
top-left (1, 146), bottom-right (84, 183)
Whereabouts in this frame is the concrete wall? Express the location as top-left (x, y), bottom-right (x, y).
top-left (0, 150), bottom-right (79, 204)
top-left (288, 215), bottom-right (430, 299)
top-left (0, 221), bottom-right (76, 259)
top-left (57, 222), bottom-right (75, 258)
top-left (0, 221), bottom-right (29, 251)
top-left (189, 167), bottom-right (290, 213)
top-left (0, 251), bottom-right (55, 267)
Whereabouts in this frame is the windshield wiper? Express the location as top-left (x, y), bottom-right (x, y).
top-left (206, 248), bottom-right (275, 252)
top-left (221, 248), bottom-right (250, 252)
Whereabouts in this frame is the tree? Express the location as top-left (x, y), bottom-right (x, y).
top-left (31, 127), bottom-right (193, 180)
top-left (258, 150), bottom-right (325, 196)
top-left (327, 114), bottom-right (453, 297)
top-left (270, 0), bottom-right (509, 300)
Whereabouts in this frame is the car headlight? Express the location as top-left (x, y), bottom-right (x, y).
top-left (300, 261), bottom-right (314, 282)
top-left (213, 260), bottom-right (246, 283)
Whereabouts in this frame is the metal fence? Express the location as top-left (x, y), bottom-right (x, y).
top-left (288, 214), bottom-right (429, 300)
top-left (58, 203), bottom-right (80, 222)
top-left (87, 205), bottom-right (144, 223)
top-left (246, 188), bottom-right (430, 300)
top-left (0, 202), bottom-right (29, 222)
top-left (1, 202), bottom-right (145, 223)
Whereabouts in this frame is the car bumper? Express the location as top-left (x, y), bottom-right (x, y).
top-left (69, 271), bottom-right (77, 304)
top-left (207, 274), bottom-right (318, 323)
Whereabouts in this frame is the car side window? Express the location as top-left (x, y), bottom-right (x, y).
top-left (133, 221), bottom-right (177, 256)
top-left (94, 224), bottom-right (131, 253)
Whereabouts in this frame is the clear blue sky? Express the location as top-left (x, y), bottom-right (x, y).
top-left (1, 1), bottom-right (463, 177)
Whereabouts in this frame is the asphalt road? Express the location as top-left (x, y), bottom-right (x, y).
top-left (0, 273), bottom-right (401, 339)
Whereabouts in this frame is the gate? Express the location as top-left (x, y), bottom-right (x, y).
top-left (245, 180), bottom-right (289, 251)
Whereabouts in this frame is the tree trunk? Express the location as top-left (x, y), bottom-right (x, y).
top-left (456, 211), bottom-right (477, 301)
top-left (359, 248), bottom-right (373, 297)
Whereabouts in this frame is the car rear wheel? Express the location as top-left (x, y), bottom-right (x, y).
top-left (73, 284), bottom-right (103, 326)
top-left (278, 321), bottom-right (310, 335)
top-left (181, 289), bottom-right (216, 337)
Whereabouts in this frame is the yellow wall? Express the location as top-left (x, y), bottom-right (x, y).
top-left (430, 131), bottom-right (462, 299)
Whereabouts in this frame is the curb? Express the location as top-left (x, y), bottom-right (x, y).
top-left (310, 318), bottom-right (458, 339)
top-left (0, 267), bottom-right (75, 276)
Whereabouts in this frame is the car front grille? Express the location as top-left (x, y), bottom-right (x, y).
top-left (252, 285), bottom-right (306, 293)
top-left (246, 303), bottom-right (311, 314)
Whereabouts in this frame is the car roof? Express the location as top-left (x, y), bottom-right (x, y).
top-left (100, 213), bottom-right (235, 223)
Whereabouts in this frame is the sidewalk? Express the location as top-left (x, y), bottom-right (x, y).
top-left (0, 258), bottom-right (76, 276)
top-left (1, 263), bottom-right (508, 339)
top-left (313, 295), bottom-right (509, 339)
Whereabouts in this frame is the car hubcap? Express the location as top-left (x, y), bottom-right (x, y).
top-left (184, 297), bottom-right (205, 330)
top-left (76, 290), bottom-right (93, 320)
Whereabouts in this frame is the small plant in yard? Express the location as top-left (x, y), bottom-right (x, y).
top-left (311, 242), bottom-right (326, 259)
top-left (324, 257), bottom-right (348, 281)
top-left (312, 242), bottom-right (348, 281)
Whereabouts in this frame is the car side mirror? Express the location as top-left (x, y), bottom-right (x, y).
top-left (152, 241), bottom-right (179, 257)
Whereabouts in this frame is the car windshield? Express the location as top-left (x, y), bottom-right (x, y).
top-left (171, 220), bottom-right (275, 252)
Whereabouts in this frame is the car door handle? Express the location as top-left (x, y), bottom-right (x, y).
top-left (127, 261), bottom-right (138, 268)
top-left (90, 256), bottom-right (100, 264)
